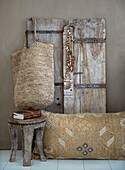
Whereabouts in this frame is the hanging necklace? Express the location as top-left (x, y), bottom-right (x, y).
top-left (64, 25), bottom-right (75, 90)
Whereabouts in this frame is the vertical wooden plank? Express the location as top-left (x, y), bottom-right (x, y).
top-left (45, 85), bottom-right (63, 113)
top-left (26, 18), bottom-right (66, 113)
top-left (73, 88), bottom-right (81, 113)
top-left (73, 25), bottom-right (82, 85)
top-left (72, 24), bottom-right (83, 113)
top-left (81, 43), bottom-right (106, 84)
top-left (68, 19), bottom-right (106, 113)
top-left (74, 88), bottom-right (106, 113)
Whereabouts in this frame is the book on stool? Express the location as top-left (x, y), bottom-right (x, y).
top-left (12, 110), bottom-right (41, 120)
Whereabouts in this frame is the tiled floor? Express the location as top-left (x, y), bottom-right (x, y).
top-left (0, 150), bottom-right (125, 170)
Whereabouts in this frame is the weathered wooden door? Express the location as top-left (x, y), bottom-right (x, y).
top-left (26, 18), bottom-right (66, 113)
top-left (26, 18), bottom-right (106, 114)
top-left (63, 19), bottom-right (106, 113)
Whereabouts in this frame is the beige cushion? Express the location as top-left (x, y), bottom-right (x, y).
top-left (33, 111), bottom-right (125, 159)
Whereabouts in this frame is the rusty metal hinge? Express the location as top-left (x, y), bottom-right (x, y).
top-left (74, 84), bottom-right (106, 88)
top-left (25, 30), bottom-right (63, 34)
top-left (55, 83), bottom-right (106, 88)
top-left (73, 38), bottom-right (106, 43)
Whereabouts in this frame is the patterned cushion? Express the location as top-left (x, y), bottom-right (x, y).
top-left (33, 111), bottom-right (125, 159)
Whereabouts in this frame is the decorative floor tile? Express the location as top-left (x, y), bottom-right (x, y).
top-left (84, 160), bottom-right (111, 170)
top-left (0, 150), bottom-right (10, 170)
top-left (31, 159), bottom-right (58, 170)
top-left (0, 150), bottom-right (125, 170)
top-left (58, 160), bottom-right (84, 170)
top-left (4, 158), bottom-right (32, 170)
top-left (3, 150), bottom-right (31, 170)
top-left (109, 160), bottom-right (125, 170)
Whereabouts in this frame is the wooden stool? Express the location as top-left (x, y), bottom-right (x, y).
top-left (8, 116), bottom-right (46, 166)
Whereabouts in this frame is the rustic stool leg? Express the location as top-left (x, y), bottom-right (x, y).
top-left (22, 130), bottom-right (24, 157)
top-left (23, 127), bottom-right (34, 166)
top-left (36, 126), bottom-right (47, 161)
top-left (9, 127), bottom-right (18, 162)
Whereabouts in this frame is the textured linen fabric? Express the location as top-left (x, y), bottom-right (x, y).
top-left (11, 41), bottom-right (54, 110)
top-left (33, 111), bottom-right (125, 160)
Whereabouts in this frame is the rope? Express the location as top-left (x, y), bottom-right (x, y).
top-left (32, 17), bottom-right (37, 42)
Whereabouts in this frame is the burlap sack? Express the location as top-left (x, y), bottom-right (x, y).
top-left (11, 18), bottom-right (54, 110)
top-left (33, 111), bottom-right (125, 160)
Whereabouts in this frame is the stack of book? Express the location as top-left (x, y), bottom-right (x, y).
top-left (12, 110), bottom-right (41, 120)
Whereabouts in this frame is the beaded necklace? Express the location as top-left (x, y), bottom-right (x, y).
top-left (64, 25), bottom-right (75, 89)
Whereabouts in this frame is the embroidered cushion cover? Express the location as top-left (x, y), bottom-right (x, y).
top-left (33, 111), bottom-right (125, 159)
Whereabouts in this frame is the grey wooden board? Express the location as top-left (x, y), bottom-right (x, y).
top-left (27, 18), bottom-right (65, 31)
top-left (26, 18), bottom-right (66, 113)
top-left (69, 18), bottom-right (106, 39)
top-left (64, 19), bottom-right (106, 113)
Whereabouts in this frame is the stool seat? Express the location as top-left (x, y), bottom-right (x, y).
top-left (8, 116), bottom-right (47, 167)
top-left (8, 116), bottom-right (46, 128)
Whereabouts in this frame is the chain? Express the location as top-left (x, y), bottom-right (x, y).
top-left (64, 25), bottom-right (75, 90)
